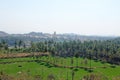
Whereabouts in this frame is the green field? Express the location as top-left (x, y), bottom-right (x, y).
top-left (0, 56), bottom-right (120, 80)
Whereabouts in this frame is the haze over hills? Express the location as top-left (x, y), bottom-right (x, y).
top-left (0, 31), bottom-right (9, 37)
top-left (0, 31), bottom-right (117, 39)
top-left (0, 31), bottom-right (118, 46)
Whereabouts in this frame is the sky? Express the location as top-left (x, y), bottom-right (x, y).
top-left (0, 0), bottom-right (120, 36)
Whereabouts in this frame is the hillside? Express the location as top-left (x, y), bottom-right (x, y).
top-left (0, 31), bottom-right (116, 46)
top-left (0, 31), bottom-right (9, 37)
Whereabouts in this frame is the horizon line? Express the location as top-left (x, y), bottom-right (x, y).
top-left (0, 30), bottom-right (119, 37)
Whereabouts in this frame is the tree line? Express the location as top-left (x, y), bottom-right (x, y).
top-left (0, 38), bottom-right (120, 64)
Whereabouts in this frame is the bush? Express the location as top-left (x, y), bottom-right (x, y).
top-left (47, 74), bottom-right (56, 80)
top-left (34, 75), bottom-right (43, 80)
top-left (81, 73), bottom-right (108, 80)
top-left (0, 72), bottom-right (14, 80)
top-left (113, 76), bottom-right (120, 80)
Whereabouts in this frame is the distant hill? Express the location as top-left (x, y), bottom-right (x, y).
top-left (0, 31), bottom-right (117, 46)
top-left (0, 31), bottom-right (9, 37)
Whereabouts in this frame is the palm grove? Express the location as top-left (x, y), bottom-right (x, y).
top-left (0, 38), bottom-right (120, 65)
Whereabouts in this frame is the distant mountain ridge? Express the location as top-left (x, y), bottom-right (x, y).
top-left (0, 31), bottom-right (117, 46)
top-left (0, 31), bottom-right (116, 39)
top-left (0, 31), bottom-right (9, 37)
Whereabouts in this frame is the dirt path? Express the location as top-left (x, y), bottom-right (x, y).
top-left (0, 52), bottom-right (49, 59)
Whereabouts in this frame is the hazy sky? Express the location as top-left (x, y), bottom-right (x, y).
top-left (0, 0), bottom-right (120, 36)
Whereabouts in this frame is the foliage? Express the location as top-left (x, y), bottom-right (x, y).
top-left (81, 73), bottom-right (108, 80)
top-left (1, 38), bottom-right (120, 65)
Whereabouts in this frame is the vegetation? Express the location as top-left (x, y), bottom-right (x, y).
top-left (0, 57), bottom-right (120, 80)
top-left (1, 38), bottom-right (120, 65)
top-left (0, 37), bottom-right (120, 80)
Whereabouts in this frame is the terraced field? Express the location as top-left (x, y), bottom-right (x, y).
top-left (0, 56), bottom-right (120, 80)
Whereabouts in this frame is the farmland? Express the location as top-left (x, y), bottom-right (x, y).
top-left (1, 38), bottom-right (120, 80)
top-left (0, 55), bottom-right (120, 80)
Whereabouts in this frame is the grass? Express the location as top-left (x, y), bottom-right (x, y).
top-left (0, 56), bottom-right (120, 80)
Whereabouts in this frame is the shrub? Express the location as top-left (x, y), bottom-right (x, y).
top-left (113, 76), bottom-right (120, 80)
top-left (81, 73), bottom-right (108, 80)
top-left (47, 74), bottom-right (56, 80)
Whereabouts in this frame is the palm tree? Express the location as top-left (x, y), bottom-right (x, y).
top-left (14, 40), bottom-right (17, 48)
top-left (23, 42), bottom-right (26, 48)
top-left (18, 40), bottom-right (22, 48)
top-left (0, 43), bottom-right (2, 50)
top-left (1, 40), bottom-right (8, 50)
top-left (75, 53), bottom-right (79, 67)
top-left (71, 70), bottom-right (75, 80)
